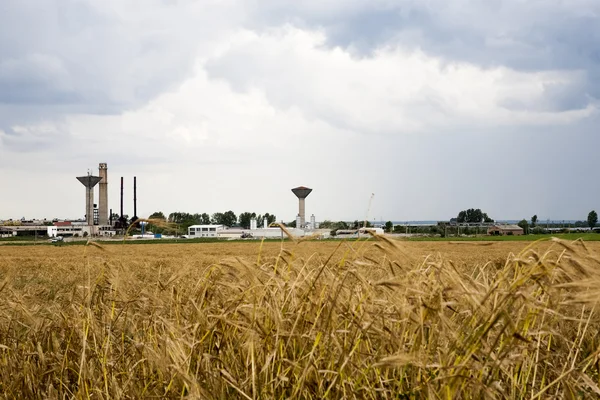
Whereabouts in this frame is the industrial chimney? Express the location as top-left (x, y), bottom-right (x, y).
top-left (120, 176), bottom-right (124, 220)
top-left (118, 176), bottom-right (127, 230)
top-left (76, 173), bottom-right (102, 226)
top-left (133, 176), bottom-right (137, 221)
top-left (291, 186), bottom-right (312, 228)
top-left (98, 163), bottom-right (108, 225)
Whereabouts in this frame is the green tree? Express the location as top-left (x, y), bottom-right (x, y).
top-left (329, 221), bottom-right (350, 236)
top-left (588, 210), bottom-right (598, 229)
top-left (211, 212), bottom-right (224, 225)
top-left (336, 221), bottom-right (349, 230)
top-left (385, 221), bottom-right (394, 233)
top-left (531, 215), bottom-right (538, 227)
top-left (222, 210), bottom-right (237, 227)
top-left (319, 220), bottom-right (334, 229)
top-left (437, 222), bottom-right (448, 237)
top-left (201, 213), bottom-right (211, 225)
top-left (147, 211), bottom-right (167, 234)
top-left (168, 212), bottom-right (201, 233)
top-left (323, 221), bottom-right (349, 231)
top-left (238, 212), bottom-right (256, 229)
top-left (483, 213), bottom-right (494, 223)
top-left (518, 219), bottom-right (529, 234)
top-left (149, 211), bottom-right (166, 220)
top-left (457, 209), bottom-right (492, 223)
top-left (352, 220), bottom-right (372, 229)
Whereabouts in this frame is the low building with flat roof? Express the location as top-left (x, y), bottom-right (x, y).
top-left (487, 224), bottom-right (524, 236)
top-left (187, 225), bottom-right (224, 238)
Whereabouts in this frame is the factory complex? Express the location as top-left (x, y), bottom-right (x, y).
top-left (186, 212), bottom-right (328, 240)
top-left (0, 163), bottom-right (331, 241)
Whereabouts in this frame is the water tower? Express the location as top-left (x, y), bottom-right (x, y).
top-left (77, 173), bottom-right (102, 226)
top-left (291, 186), bottom-right (312, 228)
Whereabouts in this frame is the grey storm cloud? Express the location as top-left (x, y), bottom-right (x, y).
top-left (0, 0), bottom-right (223, 121)
top-left (251, 0), bottom-right (600, 108)
top-left (2, 0), bottom-right (598, 116)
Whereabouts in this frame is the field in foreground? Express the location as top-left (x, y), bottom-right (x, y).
top-left (1, 239), bottom-right (600, 398)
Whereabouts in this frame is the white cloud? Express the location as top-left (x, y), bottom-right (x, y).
top-left (206, 27), bottom-right (596, 134)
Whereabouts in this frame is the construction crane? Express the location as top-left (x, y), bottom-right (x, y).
top-left (363, 193), bottom-right (375, 228)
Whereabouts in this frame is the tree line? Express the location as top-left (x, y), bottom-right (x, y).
top-left (456, 209), bottom-right (494, 224)
top-left (143, 211), bottom-right (277, 234)
top-left (139, 207), bottom-right (598, 237)
top-left (518, 211), bottom-right (598, 234)
top-left (453, 208), bottom-right (598, 233)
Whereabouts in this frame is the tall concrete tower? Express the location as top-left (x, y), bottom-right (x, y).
top-left (98, 163), bottom-right (108, 225)
top-left (291, 186), bottom-right (312, 228)
top-left (77, 174), bottom-right (102, 226)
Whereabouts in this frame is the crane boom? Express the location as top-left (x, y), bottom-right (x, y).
top-left (364, 193), bottom-right (375, 228)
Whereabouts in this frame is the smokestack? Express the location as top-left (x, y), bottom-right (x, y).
top-left (76, 174), bottom-right (102, 226)
top-left (133, 176), bottom-right (137, 220)
top-left (291, 186), bottom-right (312, 228)
top-left (120, 177), bottom-right (124, 219)
top-left (98, 163), bottom-right (108, 225)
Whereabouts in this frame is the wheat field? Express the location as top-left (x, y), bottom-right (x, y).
top-left (1, 238), bottom-right (600, 399)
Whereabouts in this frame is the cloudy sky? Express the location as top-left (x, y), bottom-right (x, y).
top-left (1, 0), bottom-right (598, 222)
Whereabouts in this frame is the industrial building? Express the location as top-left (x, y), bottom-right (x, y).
top-left (487, 224), bottom-right (524, 236)
top-left (335, 227), bottom-right (384, 238)
top-left (1, 177), bottom-right (336, 241)
top-left (187, 218), bottom-right (318, 240)
top-left (71, 163), bottom-right (136, 237)
top-left (187, 225), bottom-right (223, 238)
top-left (47, 222), bottom-right (115, 238)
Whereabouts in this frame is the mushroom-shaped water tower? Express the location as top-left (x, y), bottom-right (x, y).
top-left (291, 186), bottom-right (312, 229)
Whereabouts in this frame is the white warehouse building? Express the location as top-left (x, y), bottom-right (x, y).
top-left (187, 224), bottom-right (312, 239)
top-left (187, 225), bottom-right (224, 238)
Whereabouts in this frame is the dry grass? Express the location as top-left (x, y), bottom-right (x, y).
top-left (1, 238), bottom-right (600, 398)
